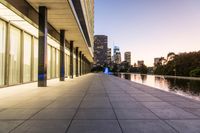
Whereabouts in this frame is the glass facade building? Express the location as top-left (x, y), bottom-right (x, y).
top-left (0, 0), bottom-right (94, 87)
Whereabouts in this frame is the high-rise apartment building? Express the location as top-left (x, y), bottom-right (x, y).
top-left (107, 48), bottom-right (112, 67)
top-left (94, 35), bottom-right (108, 67)
top-left (0, 0), bottom-right (94, 87)
top-left (124, 52), bottom-right (131, 65)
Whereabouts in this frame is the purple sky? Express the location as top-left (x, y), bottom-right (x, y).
top-left (94, 0), bottom-right (200, 66)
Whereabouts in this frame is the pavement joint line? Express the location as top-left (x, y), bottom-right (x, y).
top-left (100, 75), bottom-right (124, 133)
top-left (109, 75), bottom-right (181, 133)
top-left (64, 76), bottom-right (93, 133)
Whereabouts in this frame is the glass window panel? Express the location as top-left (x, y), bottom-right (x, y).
top-left (23, 33), bottom-right (31, 82)
top-left (47, 45), bottom-right (51, 79)
top-left (33, 38), bottom-right (38, 81)
top-left (67, 55), bottom-right (70, 76)
top-left (0, 20), bottom-right (6, 86)
top-left (9, 26), bottom-right (21, 85)
top-left (78, 58), bottom-right (80, 75)
top-left (65, 54), bottom-right (67, 76)
top-left (51, 48), bottom-right (56, 78)
top-left (73, 57), bottom-right (76, 76)
top-left (56, 50), bottom-right (60, 77)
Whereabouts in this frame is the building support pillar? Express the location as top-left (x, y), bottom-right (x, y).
top-left (70, 41), bottom-right (74, 78)
top-left (75, 47), bottom-right (79, 77)
top-left (79, 51), bottom-right (82, 76)
top-left (38, 6), bottom-right (47, 87)
top-left (60, 30), bottom-right (65, 81)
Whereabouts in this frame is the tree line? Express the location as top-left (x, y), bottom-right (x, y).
top-left (154, 51), bottom-right (200, 77)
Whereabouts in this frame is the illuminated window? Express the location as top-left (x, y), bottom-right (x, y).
top-left (67, 55), bottom-right (70, 76)
top-left (74, 56), bottom-right (76, 76)
top-left (56, 50), bottom-right (60, 77)
top-left (47, 45), bottom-right (51, 79)
top-left (0, 20), bottom-right (6, 86)
top-left (23, 33), bottom-right (32, 82)
top-left (65, 54), bottom-right (68, 77)
top-left (33, 38), bottom-right (38, 81)
top-left (9, 26), bottom-right (21, 85)
top-left (52, 48), bottom-right (56, 78)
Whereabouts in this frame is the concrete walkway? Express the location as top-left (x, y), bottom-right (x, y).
top-left (0, 73), bottom-right (200, 133)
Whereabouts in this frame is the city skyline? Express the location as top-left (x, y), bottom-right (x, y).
top-left (95, 0), bottom-right (200, 66)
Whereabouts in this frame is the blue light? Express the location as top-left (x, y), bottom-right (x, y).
top-left (38, 74), bottom-right (45, 80)
top-left (104, 67), bottom-right (109, 74)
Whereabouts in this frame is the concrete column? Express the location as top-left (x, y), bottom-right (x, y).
top-left (60, 30), bottom-right (65, 81)
top-left (38, 6), bottom-right (47, 87)
top-left (75, 47), bottom-right (79, 77)
top-left (70, 41), bottom-right (74, 78)
top-left (79, 51), bottom-right (82, 76)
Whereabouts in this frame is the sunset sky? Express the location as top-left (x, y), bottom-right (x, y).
top-left (94, 0), bottom-right (200, 66)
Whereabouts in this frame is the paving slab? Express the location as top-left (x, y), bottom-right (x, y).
top-left (0, 120), bottom-right (23, 133)
top-left (115, 108), bottom-right (158, 120)
top-left (169, 101), bottom-right (200, 109)
top-left (183, 108), bottom-right (200, 117)
top-left (111, 101), bottom-right (145, 109)
top-left (0, 109), bottom-right (39, 120)
top-left (74, 109), bottom-right (116, 120)
top-left (31, 109), bottom-right (76, 120)
top-left (80, 100), bottom-right (112, 109)
top-left (133, 95), bottom-right (163, 102)
top-left (166, 120), bottom-right (200, 133)
top-left (141, 101), bottom-right (177, 109)
top-left (119, 120), bottom-right (177, 133)
top-left (150, 108), bottom-right (199, 119)
top-left (67, 120), bottom-right (122, 133)
top-left (11, 120), bottom-right (70, 133)
top-left (46, 100), bottom-right (81, 109)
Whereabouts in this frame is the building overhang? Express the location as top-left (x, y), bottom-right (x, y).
top-left (1, 0), bottom-right (93, 62)
top-left (71, 0), bottom-right (91, 47)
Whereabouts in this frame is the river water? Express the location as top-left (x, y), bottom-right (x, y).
top-left (114, 73), bottom-right (200, 101)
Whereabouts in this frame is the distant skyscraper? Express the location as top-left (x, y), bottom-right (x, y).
top-left (107, 48), bottom-right (112, 67)
top-left (94, 35), bottom-right (108, 67)
top-left (124, 52), bottom-right (131, 65)
top-left (113, 46), bottom-right (121, 64)
top-left (113, 46), bottom-right (120, 55)
top-left (115, 52), bottom-right (121, 64)
top-left (137, 60), bottom-right (144, 67)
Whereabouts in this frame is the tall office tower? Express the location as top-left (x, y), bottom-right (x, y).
top-left (107, 48), bottom-right (112, 67)
top-left (113, 46), bottom-right (121, 64)
top-left (115, 52), bottom-right (121, 64)
top-left (113, 46), bottom-right (120, 55)
top-left (124, 52), bottom-right (131, 65)
top-left (94, 35), bottom-right (108, 67)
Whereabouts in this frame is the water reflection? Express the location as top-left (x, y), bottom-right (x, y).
top-left (114, 73), bottom-right (200, 101)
